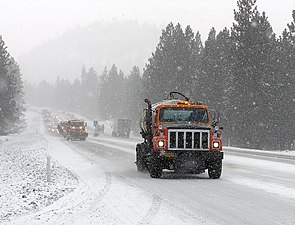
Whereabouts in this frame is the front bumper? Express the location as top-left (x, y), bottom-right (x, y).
top-left (154, 150), bottom-right (223, 172)
top-left (68, 132), bottom-right (88, 138)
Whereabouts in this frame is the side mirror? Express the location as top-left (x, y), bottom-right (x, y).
top-left (210, 109), bottom-right (221, 125)
top-left (85, 122), bottom-right (87, 127)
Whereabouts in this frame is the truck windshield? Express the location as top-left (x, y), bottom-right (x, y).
top-left (160, 108), bottom-right (208, 123)
top-left (69, 122), bottom-right (84, 127)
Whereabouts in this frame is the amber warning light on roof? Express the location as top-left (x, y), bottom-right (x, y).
top-left (177, 100), bottom-right (189, 105)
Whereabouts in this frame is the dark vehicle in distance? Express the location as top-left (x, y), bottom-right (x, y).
top-left (112, 119), bottom-right (131, 138)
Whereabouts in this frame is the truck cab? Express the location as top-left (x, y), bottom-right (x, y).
top-left (136, 92), bottom-right (223, 178)
top-left (59, 119), bottom-right (88, 141)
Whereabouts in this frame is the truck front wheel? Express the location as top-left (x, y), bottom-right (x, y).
top-left (149, 160), bottom-right (162, 178)
top-left (208, 160), bottom-right (222, 179)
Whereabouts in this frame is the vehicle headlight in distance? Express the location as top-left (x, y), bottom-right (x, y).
top-left (213, 141), bottom-right (220, 148)
top-left (158, 140), bottom-right (165, 147)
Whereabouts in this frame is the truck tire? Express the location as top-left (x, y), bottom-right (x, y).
top-left (136, 144), bottom-right (147, 172)
top-left (150, 166), bottom-right (162, 178)
top-left (149, 159), bottom-right (162, 178)
top-left (208, 160), bottom-right (222, 179)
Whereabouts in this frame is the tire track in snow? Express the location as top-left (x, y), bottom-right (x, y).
top-left (64, 172), bottom-right (112, 224)
top-left (137, 194), bottom-right (162, 225)
top-left (88, 172), bottom-right (112, 208)
top-left (110, 173), bottom-right (205, 224)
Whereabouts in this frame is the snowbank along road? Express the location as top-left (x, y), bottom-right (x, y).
top-left (1, 109), bottom-right (295, 225)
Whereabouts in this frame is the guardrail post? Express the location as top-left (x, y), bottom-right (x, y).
top-left (47, 156), bottom-right (51, 182)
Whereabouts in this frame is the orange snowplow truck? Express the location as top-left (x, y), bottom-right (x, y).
top-left (136, 92), bottom-right (224, 179)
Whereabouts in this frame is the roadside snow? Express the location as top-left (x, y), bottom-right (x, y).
top-left (229, 177), bottom-right (295, 199)
top-left (0, 110), bottom-right (78, 223)
top-left (225, 146), bottom-right (295, 156)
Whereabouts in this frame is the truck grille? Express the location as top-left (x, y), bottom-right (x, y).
top-left (168, 129), bottom-right (210, 150)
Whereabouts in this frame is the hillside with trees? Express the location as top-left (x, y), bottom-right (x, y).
top-left (24, 0), bottom-right (295, 150)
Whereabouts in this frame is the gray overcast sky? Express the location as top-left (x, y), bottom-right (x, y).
top-left (0, 0), bottom-right (294, 60)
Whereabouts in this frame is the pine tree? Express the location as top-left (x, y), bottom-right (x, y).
top-left (143, 22), bottom-right (202, 102)
top-left (70, 79), bottom-right (82, 114)
top-left (125, 66), bottom-right (142, 131)
top-left (79, 66), bottom-right (99, 118)
top-left (199, 28), bottom-right (234, 144)
top-left (0, 36), bottom-right (25, 134)
top-left (276, 11), bottom-right (295, 149)
top-left (0, 36), bottom-right (10, 134)
top-left (108, 64), bottom-right (120, 119)
top-left (199, 27), bottom-right (217, 104)
top-left (98, 64), bottom-right (122, 119)
top-left (190, 31), bottom-right (204, 100)
top-left (98, 67), bottom-right (109, 119)
top-left (7, 58), bottom-right (26, 132)
top-left (230, 0), bottom-right (276, 149)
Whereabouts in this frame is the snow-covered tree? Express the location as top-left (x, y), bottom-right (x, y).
top-left (81, 67), bottom-right (99, 118)
top-left (198, 28), bottom-right (234, 144)
top-left (143, 22), bottom-right (203, 102)
top-left (0, 36), bottom-right (25, 134)
top-left (230, 0), bottom-right (277, 149)
top-left (97, 64), bottom-right (125, 119)
top-left (124, 66), bottom-right (143, 131)
top-left (97, 67), bottom-right (110, 119)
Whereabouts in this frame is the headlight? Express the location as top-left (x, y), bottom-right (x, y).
top-left (158, 124), bottom-right (163, 130)
top-left (79, 126), bottom-right (83, 129)
top-left (158, 140), bottom-right (165, 147)
top-left (213, 141), bottom-right (220, 148)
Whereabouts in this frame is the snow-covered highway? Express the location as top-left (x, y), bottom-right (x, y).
top-left (2, 110), bottom-right (295, 225)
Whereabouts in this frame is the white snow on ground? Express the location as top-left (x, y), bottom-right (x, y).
top-left (7, 110), bottom-right (215, 225)
top-left (225, 146), bottom-right (295, 156)
top-left (225, 155), bottom-right (295, 200)
top-left (229, 177), bottom-right (295, 199)
top-left (225, 155), bottom-right (295, 174)
top-left (0, 110), bottom-right (78, 224)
